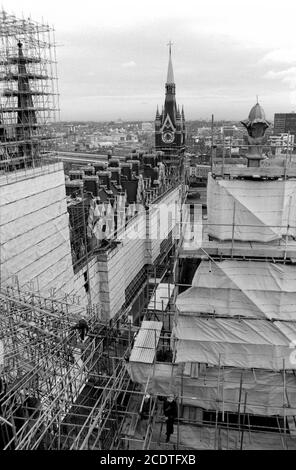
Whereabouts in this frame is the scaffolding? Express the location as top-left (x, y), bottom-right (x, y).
top-left (2, 155), bottom-right (296, 450)
top-left (1, 12), bottom-right (294, 447)
top-left (0, 192), bottom-right (182, 451)
top-left (0, 280), bottom-right (141, 450)
top-left (103, 155), bottom-right (296, 451)
top-left (0, 10), bottom-right (58, 172)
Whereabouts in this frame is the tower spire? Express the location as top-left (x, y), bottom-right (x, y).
top-left (154, 41), bottom-right (186, 154)
top-left (156, 105), bottom-right (160, 119)
top-left (166, 41), bottom-right (174, 84)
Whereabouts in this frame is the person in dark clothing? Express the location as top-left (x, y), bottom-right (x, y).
top-left (138, 394), bottom-right (151, 439)
top-left (140, 394), bottom-right (151, 420)
top-left (163, 395), bottom-right (177, 443)
top-left (71, 319), bottom-right (89, 341)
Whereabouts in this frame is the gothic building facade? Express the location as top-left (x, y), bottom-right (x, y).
top-left (155, 45), bottom-right (186, 154)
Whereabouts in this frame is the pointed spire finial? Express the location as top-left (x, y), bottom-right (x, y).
top-left (166, 41), bottom-right (174, 84)
top-left (156, 105), bottom-right (160, 119)
top-left (256, 94), bottom-right (259, 104)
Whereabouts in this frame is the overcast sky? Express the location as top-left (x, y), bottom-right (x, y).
top-left (6, 0), bottom-right (296, 121)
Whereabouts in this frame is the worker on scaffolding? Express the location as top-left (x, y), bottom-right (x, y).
top-left (71, 318), bottom-right (89, 342)
top-left (138, 394), bottom-right (151, 440)
top-left (163, 395), bottom-right (177, 443)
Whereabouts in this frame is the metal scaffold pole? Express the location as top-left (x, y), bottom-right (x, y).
top-left (214, 354), bottom-right (221, 450)
top-left (211, 114), bottom-right (214, 173)
top-left (283, 359), bottom-right (287, 450)
top-left (240, 392), bottom-right (248, 450)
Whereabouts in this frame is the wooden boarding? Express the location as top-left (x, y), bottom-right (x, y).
top-left (180, 240), bottom-right (296, 259)
top-left (212, 165), bottom-right (296, 179)
top-left (121, 399), bottom-right (140, 437)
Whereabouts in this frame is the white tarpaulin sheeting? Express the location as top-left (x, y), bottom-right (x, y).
top-left (125, 361), bottom-right (296, 416)
top-left (174, 260), bottom-right (296, 369)
top-left (172, 315), bottom-right (296, 369)
top-left (207, 174), bottom-right (296, 242)
top-left (147, 283), bottom-right (174, 311)
top-left (176, 260), bottom-right (296, 321)
top-left (0, 165), bottom-right (76, 299)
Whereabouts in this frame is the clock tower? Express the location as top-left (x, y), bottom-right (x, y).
top-left (155, 43), bottom-right (186, 154)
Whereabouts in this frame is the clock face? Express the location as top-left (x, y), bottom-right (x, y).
top-left (162, 131), bottom-right (175, 144)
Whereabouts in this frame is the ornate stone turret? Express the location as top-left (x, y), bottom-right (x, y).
top-left (241, 101), bottom-right (270, 167)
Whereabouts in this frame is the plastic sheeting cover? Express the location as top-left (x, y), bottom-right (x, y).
top-left (147, 283), bottom-right (174, 311)
top-left (176, 260), bottom-right (296, 321)
top-left (172, 314), bottom-right (296, 369)
top-left (125, 362), bottom-right (296, 416)
top-left (207, 174), bottom-right (296, 242)
top-left (174, 260), bottom-right (296, 369)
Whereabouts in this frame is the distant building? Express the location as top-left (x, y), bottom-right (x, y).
top-left (221, 125), bottom-right (236, 137)
top-left (197, 127), bottom-right (212, 137)
top-left (274, 113), bottom-right (296, 136)
top-left (141, 122), bottom-right (153, 132)
top-left (269, 133), bottom-right (294, 155)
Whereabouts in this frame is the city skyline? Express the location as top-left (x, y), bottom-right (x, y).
top-left (7, 0), bottom-right (296, 121)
